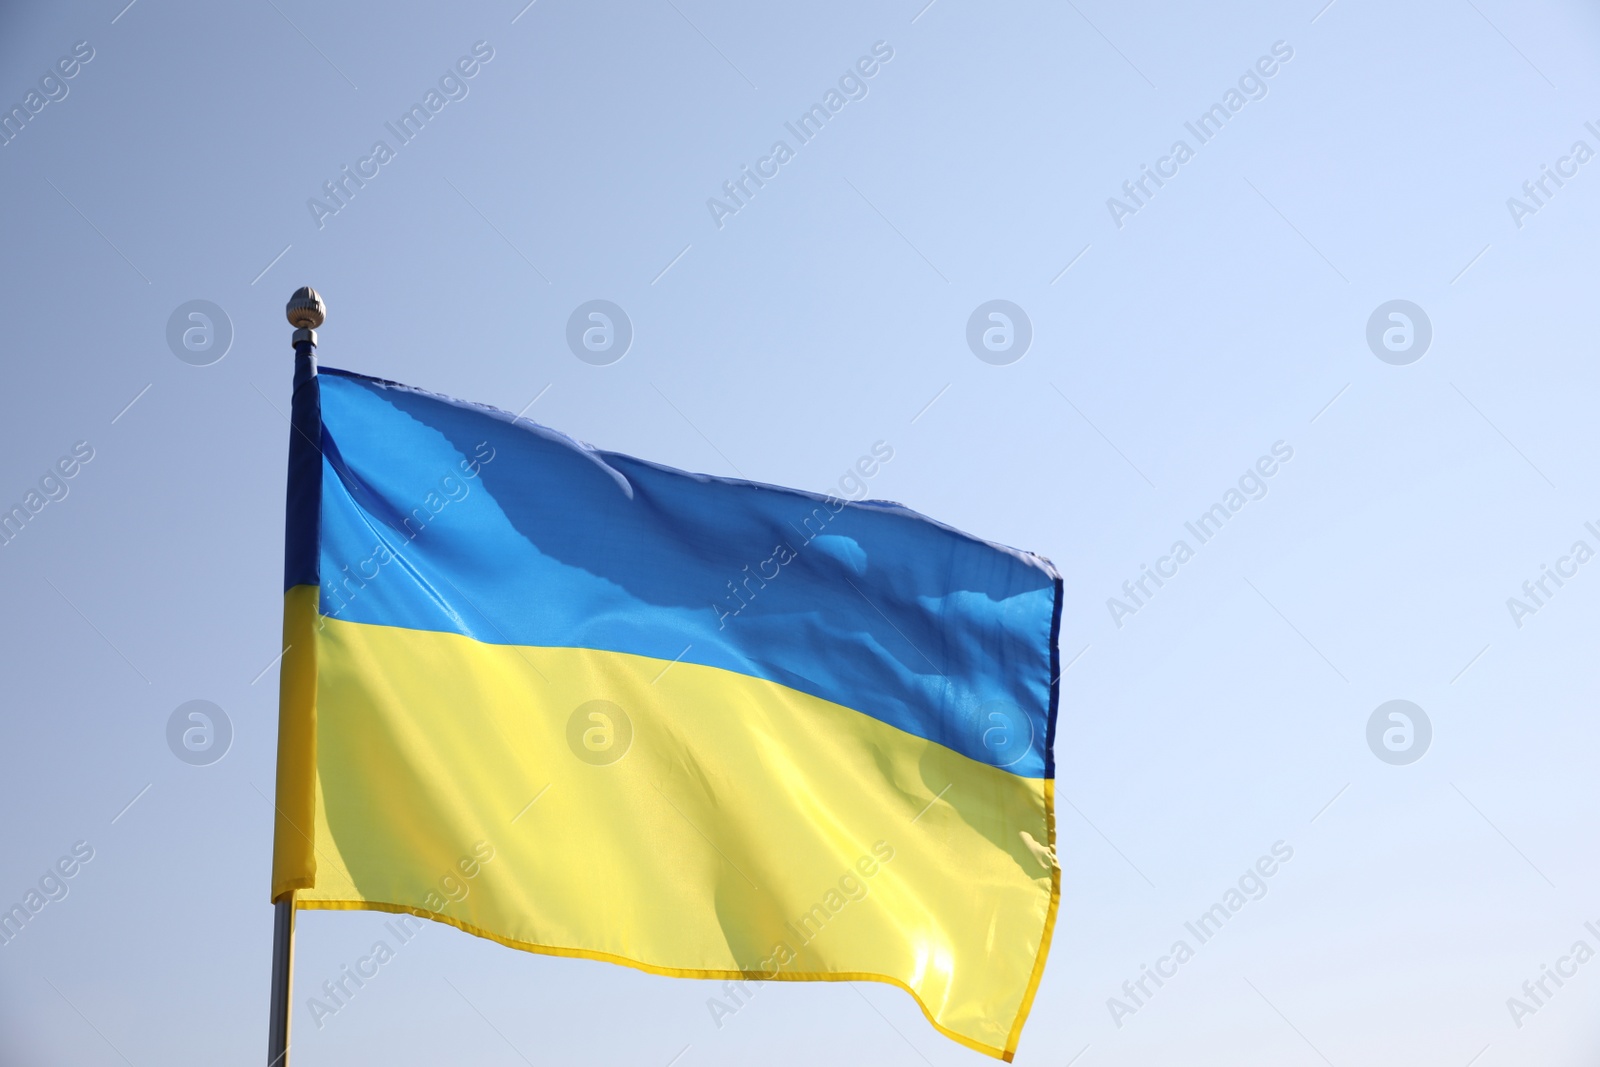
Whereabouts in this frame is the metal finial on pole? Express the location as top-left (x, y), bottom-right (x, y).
top-left (286, 285), bottom-right (325, 333)
top-left (286, 285), bottom-right (324, 389)
top-left (270, 286), bottom-right (324, 1067)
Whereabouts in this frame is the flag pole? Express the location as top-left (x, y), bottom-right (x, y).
top-left (270, 286), bottom-right (325, 1067)
top-left (267, 896), bottom-right (295, 1067)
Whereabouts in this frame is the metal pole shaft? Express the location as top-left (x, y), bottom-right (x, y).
top-left (267, 894), bottom-right (296, 1067)
top-left (270, 287), bottom-right (324, 1067)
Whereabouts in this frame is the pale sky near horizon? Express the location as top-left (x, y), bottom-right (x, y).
top-left (4, 1), bottom-right (1600, 1065)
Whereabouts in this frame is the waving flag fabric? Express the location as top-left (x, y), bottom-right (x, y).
top-left (272, 366), bottom-right (1061, 1060)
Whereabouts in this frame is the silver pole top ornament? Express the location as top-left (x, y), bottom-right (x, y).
top-left (286, 286), bottom-right (326, 346)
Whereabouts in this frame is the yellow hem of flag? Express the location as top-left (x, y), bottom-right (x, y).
top-left (292, 851), bottom-right (1058, 1066)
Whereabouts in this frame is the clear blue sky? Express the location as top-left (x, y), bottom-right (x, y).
top-left (3, 1), bottom-right (1599, 1064)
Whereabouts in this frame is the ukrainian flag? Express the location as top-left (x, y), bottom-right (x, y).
top-left (272, 366), bottom-right (1061, 1060)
